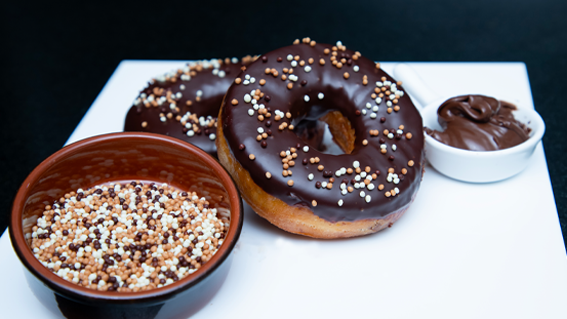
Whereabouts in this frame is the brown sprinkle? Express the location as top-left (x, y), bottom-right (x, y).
top-left (406, 133), bottom-right (413, 140)
top-left (231, 99), bottom-right (238, 106)
top-left (287, 180), bottom-right (294, 187)
top-left (141, 121), bottom-right (148, 128)
top-left (249, 154), bottom-right (256, 160)
top-left (408, 160), bottom-right (415, 167)
top-left (312, 200), bottom-right (318, 207)
top-left (235, 78), bottom-right (242, 84)
top-left (265, 172), bottom-right (272, 179)
top-left (259, 79), bottom-right (266, 86)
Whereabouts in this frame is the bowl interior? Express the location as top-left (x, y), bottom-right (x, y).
top-left (11, 132), bottom-right (242, 301)
top-left (420, 97), bottom-right (545, 154)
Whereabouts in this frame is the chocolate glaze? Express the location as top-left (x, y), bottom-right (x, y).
top-left (220, 41), bottom-right (425, 223)
top-left (425, 95), bottom-right (530, 151)
top-left (124, 58), bottom-right (254, 157)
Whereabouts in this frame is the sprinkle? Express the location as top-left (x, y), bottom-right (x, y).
top-left (291, 61), bottom-right (298, 67)
top-left (353, 65), bottom-right (359, 72)
top-left (360, 191), bottom-right (366, 198)
top-left (257, 127), bottom-right (264, 134)
top-left (196, 90), bottom-right (203, 97)
top-left (249, 154), bottom-right (255, 160)
top-left (287, 180), bottom-right (294, 187)
top-left (265, 172), bottom-right (272, 179)
top-left (353, 161), bottom-right (360, 168)
top-left (209, 133), bottom-right (216, 140)
top-left (388, 133), bottom-right (394, 139)
top-left (366, 103), bottom-right (372, 109)
top-left (304, 66), bottom-right (312, 73)
top-left (308, 173), bottom-right (314, 181)
top-left (248, 109), bottom-right (254, 116)
top-left (187, 130), bottom-right (194, 137)
top-left (375, 97), bottom-right (382, 104)
top-left (367, 184), bottom-right (375, 191)
top-left (304, 95), bottom-right (310, 102)
top-left (244, 94), bottom-right (251, 103)
top-left (312, 200), bottom-right (317, 207)
top-left (231, 99), bottom-right (238, 106)
top-left (287, 54), bottom-right (293, 61)
top-left (303, 146), bottom-right (310, 152)
top-left (406, 133), bottom-right (413, 140)
top-left (318, 93), bottom-right (324, 100)
top-left (408, 160), bottom-right (415, 167)
top-left (365, 195), bottom-right (371, 203)
top-left (392, 144), bottom-right (397, 151)
top-left (337, 200), bottom-right (344, 207)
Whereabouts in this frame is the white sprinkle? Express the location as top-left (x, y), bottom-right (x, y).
top-left (244, 94), bottom-right (251, 103)
top-left (160, 117), bottom-right (166, 122)
top-left (336, 40), bottom-right (343, 46)
top-left (218, 71), bottom-right (226, 78)
top-left (387, 101), bottom-right (392, 107)
top-left (257, 127), bottom-right (264, 134)
top-left (395, 187), bottom-right (400, 193)
top-left (362, 109), bottom-right (367, 115)
top-left (291, 60), bottom-right (298, 67)
top-left (353, 65), bottom-right (360, 72)
top-left (287, 54), bottom-right (293, 61)
top-left (248, 109), bottom-right (254, 116)
top-left (321, 182), bottom-right (328, 188)
top-left (304, 65), bottom-right (312, 73)
top-left (390, 94), bottom-right (396, 100)
top-left (337, 199), bottom-right (344, 207)
top-left (179, 84), bottom-right (186, 90)
top-left (392, 144), bottom-right (397, 151)
top-left (367, 183), bottom-right (375, 191)
top-left (380, 144), bottom-right (387, 149)
top-left (366, 102), bottom-right (372, 109)
top-left (370, 113), bottom-right (377, 119)
top-left (303, 146), bottom-right (309, 152)
top-left (372, 105), bottom-right (379, 112)
top-left (250, 77), bottom-right (256, 83)
top-left (232, 57), bottom-right (238, 63)
top-left (353, 161), bottom-right (360, 168)
top-left (253, 104), bottom-right (259, 110)
top-left (375, 97), bottom-right (382, 104)
top-left (340, 183), bottom-right (347, 190)
top-left (397, 129), bottom-right (403, 134)
top-left (318, 93), bottom-right (324, 100)
top-left (365, 195), bottom-right (371, 203)
top-left (360, 172), bottom-right (367, 178)
top-left (186, 130), bottom-right (194, 137)
top-left (388, 133), bottom-right (394, 139)
top-left (209, 134), bottom-right (216, 140)
top-left (243, 80), bottom-right (250, 85)
top-left (341, 189), bottom-right (348, 195)
top-left (196, 90), bottom-right (203, 97)
top-left (359, 191), bottom-right (366, 198)
top-left (308, 173), bottom-right (314, 181)
top-left (376, 82), bottom-right (383, 87)
top-left (304, 95), bottom-right (310, 102)
top-left (245, 74), bottom-right (251, 80)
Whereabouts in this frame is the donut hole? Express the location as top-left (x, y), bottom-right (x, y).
top-left (293, 110), bottom-right (355, 155)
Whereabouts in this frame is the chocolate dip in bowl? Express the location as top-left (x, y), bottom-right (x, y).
top-left (393, 64), bottom-right (545, 183)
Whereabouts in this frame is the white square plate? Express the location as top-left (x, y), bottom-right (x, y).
top-left (2, 61), bottom-right (566, 319)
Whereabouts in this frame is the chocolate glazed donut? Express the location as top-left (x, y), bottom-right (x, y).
top-left (124, 57), bottom-right (255, 157)
top-left (217, 38), bottom-right (425, 238)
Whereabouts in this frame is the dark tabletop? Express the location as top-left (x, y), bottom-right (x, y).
top-left (1, 0), bottom-right (566, 250)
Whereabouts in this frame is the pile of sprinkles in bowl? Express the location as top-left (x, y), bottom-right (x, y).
top-left (29, 181), bottom-right (229, 292)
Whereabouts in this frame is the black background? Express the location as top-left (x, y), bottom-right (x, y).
top-left (1, 0), bottom-right (566, 250)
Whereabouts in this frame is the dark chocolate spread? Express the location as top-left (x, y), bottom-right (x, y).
top-left (220, 40), bottom-right (425, 223)
top-left (425, 95), bottom-right (530, 151)
top-left (124, 57), bottom-right (254, 157)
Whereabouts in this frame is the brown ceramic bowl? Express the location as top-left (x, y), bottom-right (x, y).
top-left (9, 132), bottom-right (243, 319)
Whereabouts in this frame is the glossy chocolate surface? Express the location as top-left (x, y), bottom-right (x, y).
top-left (124, 58), bottom-right (253, 157)
top-left (426, 95), bottom-right (530, 151)
top-left (220, 41), bottom-right (425, 222)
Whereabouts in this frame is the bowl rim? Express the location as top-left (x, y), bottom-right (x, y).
top-left (9, 132), bottom-right (243, 304)
top-left (420, 97), bottom-right (546, 157)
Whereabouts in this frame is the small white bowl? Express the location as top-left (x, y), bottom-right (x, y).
top-left (393, 64), bottom-right (545, 183)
